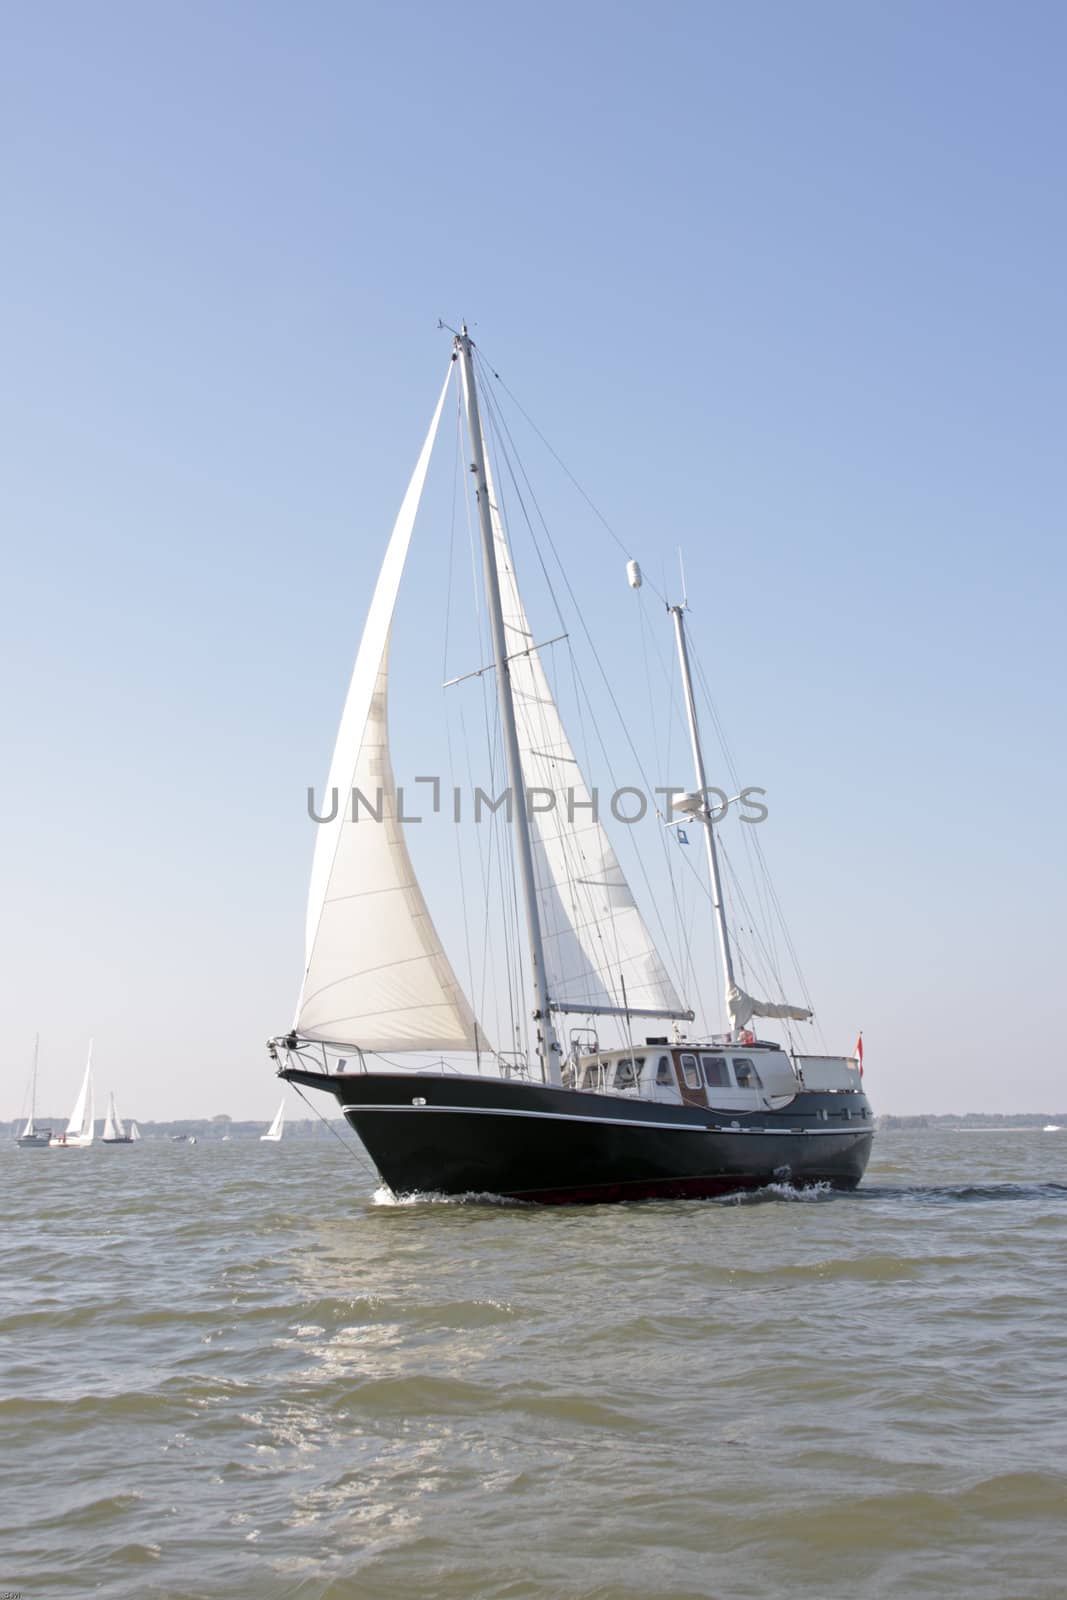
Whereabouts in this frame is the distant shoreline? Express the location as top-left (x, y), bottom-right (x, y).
top-left (5, 1112), bottom-right (1064, 1138)
top-left (876, 1113), bottom-right (1066, 1130)
top-left (1, 1117), bottom-right (341, 1139)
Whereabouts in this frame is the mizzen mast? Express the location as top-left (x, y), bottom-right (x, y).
top-left (455, 328), bottom-right (562, 1085)
top-left (670, 603), bottom-right (738, 1020)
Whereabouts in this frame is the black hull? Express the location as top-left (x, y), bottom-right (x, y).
top-left (282, 1068), bottom-right (873, 1205)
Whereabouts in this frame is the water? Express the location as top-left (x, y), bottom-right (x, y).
top-left (3, 1130), bottom-right (1066, 1599)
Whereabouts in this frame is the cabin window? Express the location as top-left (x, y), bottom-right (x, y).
top-left (680, 1053), bottom-right (701, 1090)
top-left (732, 1057), bottom-right (761, 1089)
top-left (701, 1054), bottom-right (731, 1088)
top-left (613, 1057), bottom-right (641, 1089)
top-left (583, 1063), bottom-right (605, 1090)
top-left (655, 1056), bottom-right (673, 1086)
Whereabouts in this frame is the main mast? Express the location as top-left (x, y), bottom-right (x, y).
top-left (670, 604), bottom-right (738, 1021)
top-left (455, 329), bottom-right (562, 1086)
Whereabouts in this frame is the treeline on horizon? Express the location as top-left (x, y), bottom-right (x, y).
top-left (1, 1116), bottom-right (337, 1138)
top-left (7, 1113), bottom-right (1064, 1137)
top-left (877, 1112), bottom-right (1066, 1129)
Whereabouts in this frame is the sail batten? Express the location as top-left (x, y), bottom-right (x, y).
top-left (295, 365), bottom-right (491, 1055)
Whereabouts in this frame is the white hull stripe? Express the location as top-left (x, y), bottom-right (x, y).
top-left (346, 1103), bottom-right (868, 1135)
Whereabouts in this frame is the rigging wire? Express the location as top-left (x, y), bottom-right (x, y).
top-left (686, 627), bottom-right (821, 1030)
top-left (465, 343), bottom-right (827, 1057)
top-left (287, 1080), bottom-right (381, 1185)
top-left (474, 349), bottom-right (670, 607)
top-left (456, 388), bottom-right (529, 1063)
top-left (633, 584), bottom-right (714, 1030)
top-left (442, 387), bottom-right (481, 1045)
top-left (479, 404), bottom-right (636, 1016)
top-left (475, 355), bottom-right (693, 1016)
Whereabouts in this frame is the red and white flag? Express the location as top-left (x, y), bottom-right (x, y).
top-left (854, 1032), bottom-right (864, 1076)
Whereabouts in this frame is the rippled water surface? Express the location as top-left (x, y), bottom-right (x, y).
top-left (3, 1129), bottom-right (1066, 1598)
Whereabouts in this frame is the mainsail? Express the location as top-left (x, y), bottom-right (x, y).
top-left (467, 379), bottom-right (689, 1022)
top-left (296, 365), bottom-right (488, 1054)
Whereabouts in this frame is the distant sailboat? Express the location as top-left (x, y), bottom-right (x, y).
top-left (261, 1100), bottom-right (285, 1142)
top-left (102, 1091), bottom-right (134, 1144)
top-left (129, 1121), bottom-right (141, 1141)
top-left (50, 1042), bottom-right (95, 1148)
top-left (16, 1034), bottom-right (51, 1149)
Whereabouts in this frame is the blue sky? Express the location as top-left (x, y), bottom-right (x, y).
top-left (3, 0), bottom-right (1065, 1118)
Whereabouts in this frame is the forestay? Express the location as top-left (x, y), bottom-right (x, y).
top-left (296, 365), bottom-right (489, 1054)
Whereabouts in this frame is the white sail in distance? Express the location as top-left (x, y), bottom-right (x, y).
top-left (21, 1034), bottom-right (40, 1137)
top-left (63, 1043), bottom-right (95, 1144)
top-left (103, 1093), bottom-right (118, 1140)
top-left (465, 376), bottom-right (689, 1022)
top-left (296, 363), bottom-right (489, 1054)
top-left (261, 1100), bottom-right (285, 1141)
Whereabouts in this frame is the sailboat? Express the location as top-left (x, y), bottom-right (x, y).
top-left (272, 327), bottom-right (874, 1203)
top-left (102, 1091), bottom-right (135, 1144)
top-left (260, 1100), bottom-right (285, 1142)
top-left (50, 1041), bottom-right (95, 1149)
top-left (16, 1035), bottom-right (52, 1148)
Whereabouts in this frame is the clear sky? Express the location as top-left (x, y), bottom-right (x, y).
top-left (3, 0), bottom-right (1065, 1120)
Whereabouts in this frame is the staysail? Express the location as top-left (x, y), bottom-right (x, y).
top-left (466, 378), bottom-right (689, 1022)
top-left (296, 364), bottom-right (489, 1054)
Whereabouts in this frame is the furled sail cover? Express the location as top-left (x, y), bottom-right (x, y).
top-left (727, 984), bottom-right (811, 1032)
top-left (468, 387), bottom-right (688, 1020)
top-left (296, 366), bottom-right (488, 1053)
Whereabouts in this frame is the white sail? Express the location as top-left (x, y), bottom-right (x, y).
top-left (469, 397), bottom-right (688, 1022)
top-left (296, 364), bottom-right (489, 1055)
top-left (103, 1091), bottom-right (126, 1140)
top-left (22, 1034), bottom-right (39, 1136)
top-left (727, 984), bottom-right (811, 1032)
top-left (65, 1043), bottom-right (94, 1142)
top-left (261, 1100), bottom-right (285, 1141)
top-left (129, 1121), bottom-right (141, 1141)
